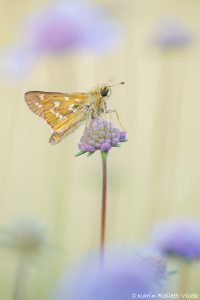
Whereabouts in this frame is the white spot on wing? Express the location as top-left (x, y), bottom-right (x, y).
top-left (65, 97), bottom-right (69, 101)
top-left (54, 101), bottom-right (60, 107)
top-left (35, 102), bottom-right (42, 109)
top-left (68, 104), bottom-right (77, 112)
top-left (39, 94), bottom-right (44, 100)
top-left (68, 104), bottom-right (75, 111)
top-left (75, 99), bottom-right (81, 102)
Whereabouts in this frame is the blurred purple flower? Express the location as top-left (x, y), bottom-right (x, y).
top-left (152, 219), bottom-right (200, 261)
top-left (54, 249), bottom-right (167, 300)
top-left (27, 0), bottom-right (120, 54)
top-left (2, 0), bottom-right (121, 78)
top-left (152, 18), bottom-right (192, 49)
top-left (2, 45), bottom-right (38, 81)
top-left (77, 118), bottom-right (127, 156)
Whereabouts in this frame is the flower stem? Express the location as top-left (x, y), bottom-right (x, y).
top-left (100, 152), bottom-right (107, 260)
top-left (13, 257), bottom-right (27, 300)
top-left (179, 260), bottom-right (190, 294)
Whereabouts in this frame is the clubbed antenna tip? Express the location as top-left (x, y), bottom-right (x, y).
top-left (109, 81), bottom-right (125, 88)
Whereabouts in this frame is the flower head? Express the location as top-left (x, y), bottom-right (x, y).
top-left (152, 18), bottom-right (192, 49)
top-left (2, 0), bottom-right (121, 79)
top-left (54, 248), bottom-right (167, 300)
top-left (26, 0), bottom-right (120, 54)
top-left (152, 218), bottom-right (200, 261)
top-left (0, 218), bottom-right (47, 257)
top-left (76, 119), bottom-right (127, 156)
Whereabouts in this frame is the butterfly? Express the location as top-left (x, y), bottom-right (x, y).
top-left (25, 82), bottom-right (125, 145)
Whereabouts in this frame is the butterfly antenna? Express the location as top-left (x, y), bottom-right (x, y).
top-left (109, 81), bottom-right (125, 88)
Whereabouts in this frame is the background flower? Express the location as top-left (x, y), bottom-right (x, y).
top-left (54, 248), bottom-right (167, 300)
top-left (2, 0), bottom-right (121, 78)
top-left (151, 218), bottom-right (200, 261)
top-left (0, 218), bottom-right (47, 258)
top-left (152, 18), bottom-right (192, 49)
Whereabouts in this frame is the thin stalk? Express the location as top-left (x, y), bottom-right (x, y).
top-left (178, 261), bottom-right (190, 295)
top-left (13, 256), bottom-right (27, 300)
top-left (100, 152), bottom-right (107, 260)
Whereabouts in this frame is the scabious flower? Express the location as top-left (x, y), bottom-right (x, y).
top-left (76, 119), bottom-right (127, 257)
top-left (2, 0), bottom-right (121, 79)
top-left (27, 0), bottom-right (120, 54)
top-left (0, 218), bottom-right (47, 257)
top-left (152, 18), bottom-right (192, 49)
top-left (77, 119), bottom-right (127, 156)
top-left (152, 219), bottom-right (200, 261)
top-left (54, 249), bottom-right (167, 300)
top-left (0, 219), bottom-right (48, 300)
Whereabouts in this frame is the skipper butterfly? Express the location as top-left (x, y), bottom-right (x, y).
top-left (25, 82), bottom-right (125, 144)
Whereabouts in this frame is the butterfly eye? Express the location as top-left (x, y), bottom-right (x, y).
top-left (100, 87), bottom-right (111, 97)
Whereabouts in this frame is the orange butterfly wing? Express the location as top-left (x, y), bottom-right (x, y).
top-left (25, 91), bottom-right (89, 144)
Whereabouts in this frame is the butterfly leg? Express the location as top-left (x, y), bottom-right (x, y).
top-left (85, 111), bottom-right (93, 129)
top-left (106, 110), bottom-right (126, 132)
top-left (102, 102), bottom-right (108, 122)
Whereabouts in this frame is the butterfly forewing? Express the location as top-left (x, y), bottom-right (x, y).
top-left (25, 91), bottom-right (88, 131)
top-left (25, 91), bottom-right (48, 117)
top-left (25, 91), bottom-right (91, 144)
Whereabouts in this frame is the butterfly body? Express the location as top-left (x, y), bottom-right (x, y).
top-left (25, 84), bottom-right (113, 144)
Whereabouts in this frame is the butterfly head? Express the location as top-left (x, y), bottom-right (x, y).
top-left (100, 81), bottom-right (125, 98)
top-left (100, 85), bottom-right (112, 98)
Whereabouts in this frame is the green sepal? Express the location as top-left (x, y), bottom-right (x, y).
top-left (101, 151), bottom-right (109, 159)
top-left (74, 151), bottom-right (87, 157)
top-left (167, 269), bottom-right (179, 276)
top-left (87, 152), bottom-right (95, 157)
top-left (112, 144), bottom-right (121, 147)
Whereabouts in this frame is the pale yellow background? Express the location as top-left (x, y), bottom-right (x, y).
top-left (0, 0), bottom-right (200, 299)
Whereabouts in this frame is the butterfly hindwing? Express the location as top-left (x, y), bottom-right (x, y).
top-left (43, 92), bottom-right (87, 131)
top-left (49, 109), bottom-right (87, 144)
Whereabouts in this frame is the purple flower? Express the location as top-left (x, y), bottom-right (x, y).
top-left (2, 0), bottom-right (121, 78)
top-left (26, 0), bottom-right (120, 54)
top-left (152, 219), bottom-right (200, 261)
top-left (152, 18), bottom-right (192, 49)
top-left (2, 45), bottom-right (38, 81)
top-left (77, 119), bottom-right (127, 155)
top-left (54, 249), bottom-right (167, 300)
